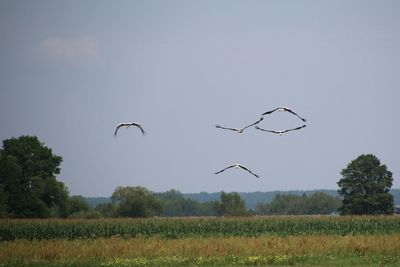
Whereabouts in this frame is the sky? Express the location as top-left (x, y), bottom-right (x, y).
top-left (0, 0), bottom-right (399, 197)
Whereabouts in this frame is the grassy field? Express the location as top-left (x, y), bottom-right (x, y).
top-left (1, 216), bottom-right (400, 266)
top-left (2, 216), bottom-right (400, 240)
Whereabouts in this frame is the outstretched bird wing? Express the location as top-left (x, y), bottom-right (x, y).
top-left (241, 117), bottom-right (264, 131)
top-left (114, 123), bottom-right (125, 137)
top-left (254, 126), bottom-right (281, 134)
top-left (215, 165), bottom-right (236, 175)
top-left (114, 122), bottom-right (145, 137)
top-left (215, 125), bottom-right (240, 132)
top-left (131, 123), bottom-right (146, 135)
top-left (238, 165), bottom-right (260, 178)
top-left (261, 108), bottom-right (279, 116)
top-left (281, 124), bottom-right (307, 133)
top-left (284, 108), bottom-right (307, 122)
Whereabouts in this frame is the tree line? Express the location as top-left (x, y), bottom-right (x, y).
top-left (65, 187), bottom-right (342, 218)
top-left (0, 136), bottom-right (395, 218)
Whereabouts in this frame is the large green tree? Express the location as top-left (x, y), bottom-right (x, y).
top-left (0, 136), bottom-right (69, 217)
top-left (215, 191), bottom-right (248, 216)
top-left (0, 185), bottom-right (7, 215)
top-left (111, 186), bottom-right (164, 217)
top-left (337, 154), bottom-right (393, 215)
top-left (67, 195), bottom-right (91, 216)
top-left (304, 192), bottom-right (341, 214)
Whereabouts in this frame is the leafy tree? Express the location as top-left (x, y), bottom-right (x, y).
top-left (111, 186), bottom-right (164, 217)
top-left (304, 192), bottom-right (341, 214)
top-left (95, 202), bottom-right (118, 217)
top-left (0, 136), bottom-right (69, 217)
top-left (255, 192), bottom-right (341, 215)
top-left (338, 154), bottom-right (394, 215)
top-left (156, 189), bottom-right (217, 216)
top-left (215, 191), bottom-right (248, 216)
top-left (196, 201), bottom-right (219, 216)
top-left (256, 194), bottom-right (305, 215)
top-left (0, 185), bottom-right (7, 215)
top-left (67, 195), bottom-right (91, 216)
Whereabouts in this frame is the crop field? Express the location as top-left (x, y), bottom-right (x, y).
top-left (1, 216), bottom-right (400, 266)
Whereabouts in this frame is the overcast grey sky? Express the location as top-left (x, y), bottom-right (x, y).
top-left (1, 1), bottom-right (399, 197)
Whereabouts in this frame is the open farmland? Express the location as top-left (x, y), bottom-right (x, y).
top-left (1, 216), bottom-right (400, 266)
top-left (1, 216), bottom-right (400, 240)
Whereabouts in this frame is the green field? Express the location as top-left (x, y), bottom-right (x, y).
top-left (1, 216), bottom-right (400, 266)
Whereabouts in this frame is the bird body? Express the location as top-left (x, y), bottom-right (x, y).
top-left (255, 124), bottom-right (306, 135)
top-left (114, 122), bottom-right (145, 137)
top-left (215, 163), bottom-right (260, 178)
top-left (262, 107), bottom-right (307, 122)
top-left (216, 117), bottom-right (263, 133)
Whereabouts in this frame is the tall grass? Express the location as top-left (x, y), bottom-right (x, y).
top-left (1, 216), bottom-right (400, 240)
top-left (1, 235), bottom-right (400, 266)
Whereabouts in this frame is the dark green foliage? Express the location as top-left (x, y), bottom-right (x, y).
top-left (214, 191), bottom-right (248, 216)
top-left (0, 185), bottom-right (7, 215)
top-left (255, 192), bottom-right (341, 215)
top-left (2, 216), bottom-right (400, 241)
top-left (111, 186), bottom-right (164, 217)
top-left (0, 136), bottom-right (69, 217)
top-left (85, 197), bottom-right (112, 208)
top-left (156, 189), bottom-right (217, 216)
top-left (338, 154), bottom-right (394, 215)
top-left (305, 192), bottom-right (341, 214)
top-left (95, 203), bottom-right (118, 217)
top-left (86, 189), bottom-right (400, 214)
top-left (184, 189), bottom-right (400, 209)
top-left (67, 195), bottom-right (91, 216)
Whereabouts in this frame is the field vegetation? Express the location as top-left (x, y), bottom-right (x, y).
top-left (1, 216), bottom-right (400, 266)
top-left (1, 216), bottom-right (400, 241)
top-left (2, 235), bottom-right (400, 266)
top-left (1, 138), bottom-right (399, 265)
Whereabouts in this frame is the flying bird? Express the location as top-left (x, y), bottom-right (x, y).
top-left (215, 117), bottom-right (263, 133)
top-left (262, 107), bottom-right (307, 122)
top-left (215, 163), bottom-right (260, 178)
top-left (114, 122), bottom-right (145, 137)
top-left (255, 124), bottom-right (306, 135)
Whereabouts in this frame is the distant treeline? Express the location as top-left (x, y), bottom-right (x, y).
top-left (2, 135), bottom-right (396, 218)
top-left (86, 189), bottom-right (400, 210)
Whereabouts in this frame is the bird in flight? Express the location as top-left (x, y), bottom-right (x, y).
top-left (255, 124), bottom-right (306, 135)
top-left (114, 122), bottom-right (145, 137)
top-left (215, 117), bottom-right (263, 133)
top-left (215, 163), bottom-right (260, 178)
top-left (262, 107), bottom-right (307, 122)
